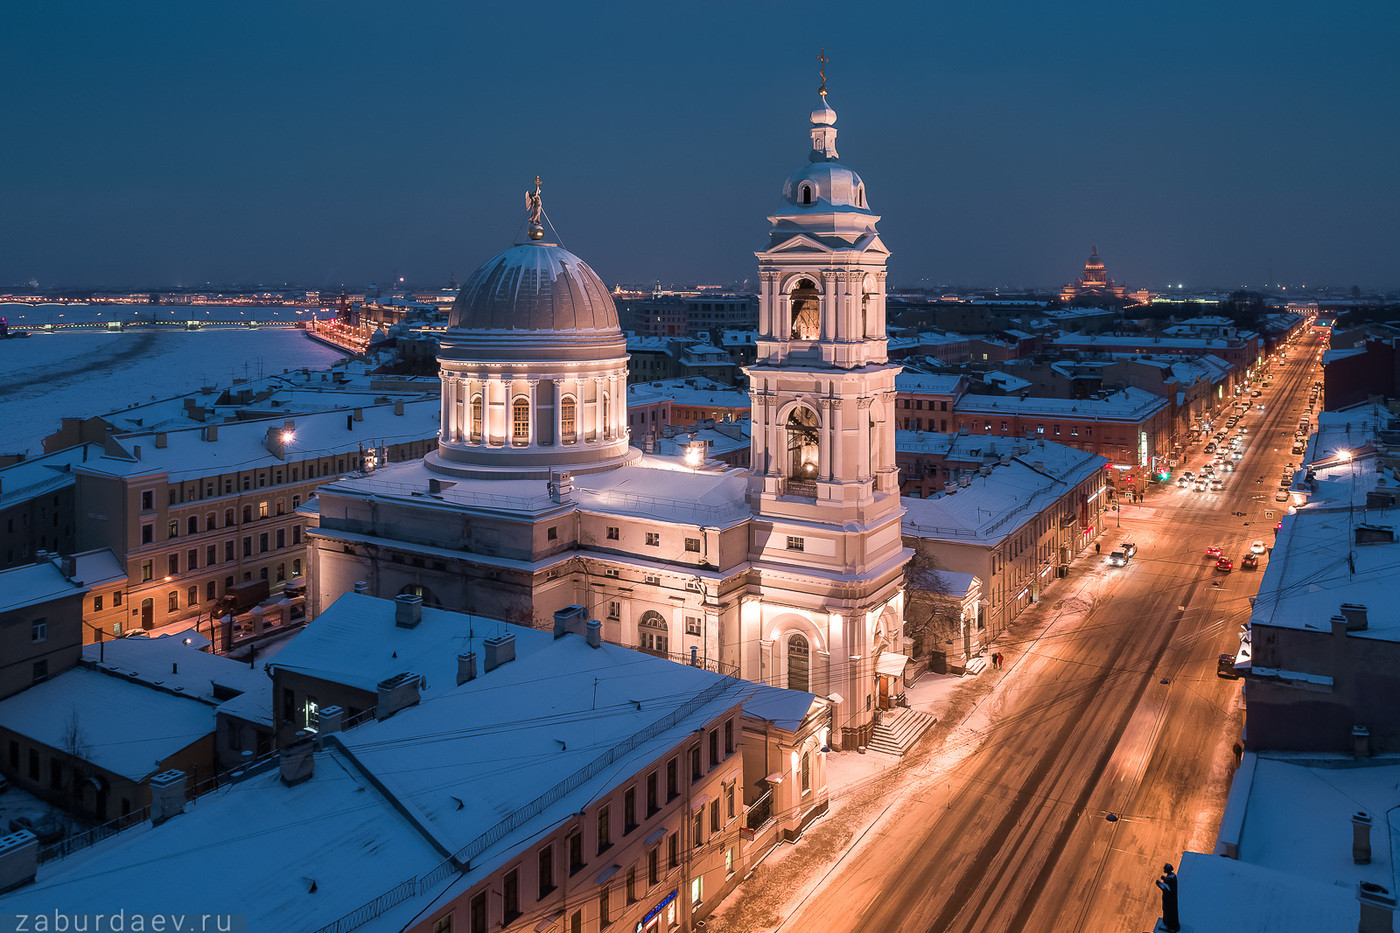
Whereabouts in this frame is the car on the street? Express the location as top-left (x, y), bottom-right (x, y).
top-left (1218, 654), bottom-right (1241, 678)
top-left (1251, 389), bottom-right (1262, 397)
top-left (1224, 462), bottom-right (1236, 472)
top-left (1275, 489), bottom-right (1289, 502)
top-left (1232, 451), bottom-right (1243, 460)
top-left (1206, 546), bottom-right (1223, 558)
top-left (1194, 480), bottom-right (1207, 492)
top-left (1242, 554), bottom-right (1259, 570)
top-left (1120, 542), bottom-right (1137, 557)
top-left (1204, 442), bottom-right (1217, 453)
top-left (1177, 475), bottom-right (1190, 488)
top-left (1108, 550), bottom-right (1130, 567)
top-left (1291, 444), bottom-right (1305, 455)
top-left (1211, 479), bottom-right (1224, 490)
top-left (1250, 540), bottom-right (1266, 554)
top-left (1216, 557), bottom-right (1234, 572)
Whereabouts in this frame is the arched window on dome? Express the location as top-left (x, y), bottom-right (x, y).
top-left (786, 406), bottom-right (820, 484)
top-left (638, 610), bottom-right (668, 655)
top-left (602, 393), bottom-right (612, 439)
top-left (561, 396), bottom-right (577, 444)
top-left (787, 633), bottom-right (811, 693)
top-left (789, 279), bottom-right (820, 341)
top-left (800, 184), bottom-right (813, 205)
top-left (512, 396), bottom-right (530, 446)
top-left (855, 185), bottom-right (865, 208)
top-left (470, 395), bottom-right (483, 442)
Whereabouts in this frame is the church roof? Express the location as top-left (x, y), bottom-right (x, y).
top-left (447, 241), bottom-right (620, 334)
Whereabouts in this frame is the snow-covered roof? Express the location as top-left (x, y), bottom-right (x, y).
top-left (270, 593), bottom-right (553, 698)
top-left (0, 746), bottom-right (447, 932)
top-left (0, 560), bottom-right (90, 613)
top-left (1170, 851), bottom-right (1354, 933)
top-left (84, 633), bottom-right (272, 727)
top-left (956, 387), bottom-right (1167, 420)
top-left (1053, 331), bottom-right (1253, 351)
top-left (6, 595), bottom-right (820, 932)
top-left (0, 667), bottom-right (213, 781)
top-left (984, 371), bottom-right (1031, 393)
top-left (575, 459), bottom-right (750, 526)
top-left (896, 372), bottom-right (964, 395)
top-left (900, 436), bottom-right (1106, 544)
top-left (1251, 501), bottom-right (1400, 641)
top-left (74, 400), bottom-right (440, 485)
top-left (936, 571), bottom-right (978, 599)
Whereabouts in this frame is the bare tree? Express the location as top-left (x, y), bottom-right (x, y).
top-left (903, 546), bottom-right (964, 661)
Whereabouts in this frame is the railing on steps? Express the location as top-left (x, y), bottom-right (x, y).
top-left (746, 790), bottom-right (773, 831)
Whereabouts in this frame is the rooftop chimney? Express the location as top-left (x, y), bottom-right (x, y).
top-left (554, 605), bottom-right (587, 639)
top-left (587, 619), bottom-right (603, 648)
top-left (279, 732), bottom-right (315, 786)
top-left (59, 555), bottom-right (76, 578)
top-left (353, 408), bottom-right (364, 422)
top-left (393, 400), bottom-right (405, 416)
top-left (153, 432), bottom-right (167, 449)
top-left (149, 769), bottom-right (187, 824)
top-left (375, 673), bottom-right (422, 721)
top-left (1342, 604), bottom-right (1369, 631)
top-left (1355, 725), bottom-right (1372, 759)
top-left (0, 830), bottom-right (38, 894)
top-left (203, 424), bottom-right (219, 442)
top-left (1358, 882), bottom-right (1396, 933)
top-left (457, 651), bottom-right (477, 685)
top-left (1354, 811), bottom-right (1373, 864)
top-left (394, 593), bottom-right (423, 628)
top-left (484, 633), bottom-right (516, 672)
top-left (316, 705), bottom-right (344, 738)
top-left (353, 581), bottom-right (370, 595)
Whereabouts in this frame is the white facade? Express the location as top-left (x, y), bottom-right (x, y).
top-left (306, 91), bottom-right (910, 747)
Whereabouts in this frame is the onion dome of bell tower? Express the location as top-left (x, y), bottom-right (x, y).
top-left (427, 177), bottom-right (640, 480)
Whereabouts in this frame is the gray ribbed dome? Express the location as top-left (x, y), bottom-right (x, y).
top-left (448, 241), bottom-right (620, 333)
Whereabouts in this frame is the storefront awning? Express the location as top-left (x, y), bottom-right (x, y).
top-left (876, 652), bottom-right (909, 677)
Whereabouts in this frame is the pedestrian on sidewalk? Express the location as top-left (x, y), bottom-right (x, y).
top-left (1095, 542), bottom-right (1101, 555)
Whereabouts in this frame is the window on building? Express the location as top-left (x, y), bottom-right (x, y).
top-left (167, 553), bottom-right (179, 576)
top-left (167, 520), bottom-right (178, 539)
top-left (646, 772), bottom-right (658, 815)
top-left (242, 505), bottom-right (252, 524)
top-left (606, 601), bottom-right (620, 620)
top-left (726, 781), bottom-right (736, 820)
top-left (205, 544), bottom-right (216, 566)
top-left (275, 528), bottom-right (285, 549)
top-left (669, 832), bottom-right (679, 868)
top-left (690, 747), bottom-right (701, 781)
top-left (788, 633), bottom-right (811, 693)
top-left (167, 591), bottom-right (178, 612)
top-left (606, 526), bottom-right (619, 540)
top-left (726, 846), bottom-right (735, 877)
top-left (644, 574), bottom-right (660, 586)
top-left (624, 787), bottom-right (637, 833)
top-left (187, 548), bottom-right (198, 570)
top-left (786, 535), bottom-right (805, 551)
top-left (685, 615), bottom-right (701, 636)
top-left (538, 844), bottom-right (554, 898)
top-left (648, 846), bottom-right (660, 886)
top-left (141, 561), bottom-right (153, 582)
top-left (276, 498), bottom-right (285, 516)
top-left (708, 730), bottom-right (719, 768)
top-left (638, 611), bottom-right (668, 653)
top-left (206, 580), bottom-right (216, 602)
top-left (684, 537), bottom-right (700, 552)
top-left (802, 751), bottom-right (812, 793)
top-left (710, 798), bottom-right (720, 833)
top-left (186, 515), bottom-right (198, 536)
top-left (503, 869), bottom-right (519, 922)
top-left (93, 595), bottom-right (103, 612)
top-left (30, 618), bottom-right (47, 644)
top-left (512, 397), bottom-right (530, 443)
top-left (626, 867), bottom-right (636, 903)
top-left (547, 526), bottom-right (557, 541)
top-left (259, 533), bottom-right (269, 554)
top-left (599, 886), bottom-right (611, 926)
top-left (561, 396), bottom-right (577, 443)
top-left (645, 532), bottom-right (660, 547)
top-left (258, 501), bottom-right (268, 520)
top-left (431, 915), bottom-right (451, 933)
top-left (141, 490), bottom-right (154, 511)
top-left (724, 719), bottom-right (734, 755)
top-left (33, 660), bottom-right (48, 684)
top-left (187, 584), bottom-right (198, 606)
top-left (141, 524), bottom-right (153, 545)
top-left (292, 558), bottom-right (301, 576)
top-left (692, 809), bottom-right (704, 849)
top-left (469, 892), bottom-right (486, 933)
top-left (597, 805), bottom-right (611, 853)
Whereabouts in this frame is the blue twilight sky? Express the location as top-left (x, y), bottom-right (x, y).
top-left (3, 1), bottom-right (1397, 292)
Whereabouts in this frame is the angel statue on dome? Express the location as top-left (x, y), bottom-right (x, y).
top-left (525, 177), bottom-right (543, 227)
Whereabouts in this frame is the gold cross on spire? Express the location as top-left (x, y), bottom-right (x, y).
top-left (818, 48), bottom-right (828, 97)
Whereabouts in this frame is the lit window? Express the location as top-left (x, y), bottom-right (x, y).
top-left (645, 532), bottom-right (660, 546)
top-left (471, 396), bottom-right (483, 440)
top-left (561, 397), bottom-right (577, 442)
top-left (786, 536), bottom-right (805, 551)
top-left (512, 397), bottom-right (530, 443)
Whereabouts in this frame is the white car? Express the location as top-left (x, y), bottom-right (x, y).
top-left (1223, 462), bottom-right (1236, 472)
top-left (1250, 540), bottom-right (1266, 554)
top-left (1232, 451), bottom-right (1243, 460)
top-left (1211, 479), bottom-right (1224, 490)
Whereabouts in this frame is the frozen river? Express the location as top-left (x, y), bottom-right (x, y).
top-left (0, 312), bottom-right (349, 457)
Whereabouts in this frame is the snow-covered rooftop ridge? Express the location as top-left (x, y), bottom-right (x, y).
top-left (0, 667), bottom-right (213, 782)
top-left (957, 387), bottom-right (1167, 419)
top-left (1053, 330), bottom-right (1254, 349)
top-left (0, 558), bottom-right (91, 613)
top-left (896, 372), bottom-right (964, 394)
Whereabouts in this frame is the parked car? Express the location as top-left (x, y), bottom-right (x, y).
top-left (1108, 550), bottom-right (1130, 567)
top-left (1275, 490), bottom-right (1289, 502)
top-left (1216, 557), bottom-right (1234, 572)
top-left (1250, 540), bottom-right (1266, 554)
top-left (1211, 479), bottom-right (1224, 490)
top-left (1218, 654), bottom-right (1242, 678)
top-left (1119, 542), bottom-right (1137, 557)
top-left (1242, 554), bottom-right (1259, 570)
top-left (1205, 546), bottom-right (1223, 558)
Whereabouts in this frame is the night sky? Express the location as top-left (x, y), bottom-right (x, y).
top-left (4, 1), bottom-right (1397, 291)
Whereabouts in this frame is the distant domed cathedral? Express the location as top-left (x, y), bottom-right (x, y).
top-left (306, 86), bottom-right (910, 747)
top-left (1059, 246), bottom-right (1129, 306)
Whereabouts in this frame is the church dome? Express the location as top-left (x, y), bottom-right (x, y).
top-left (782, 161), bottom-right (868, 210)
top-left (447, 241), bottom-right (620, 334)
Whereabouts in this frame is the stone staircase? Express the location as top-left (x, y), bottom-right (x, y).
top-left (866, 707), bottom-right (938, 757)
top-left (963, 655), bottom-right (990, 676)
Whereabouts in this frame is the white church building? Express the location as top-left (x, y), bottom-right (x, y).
top-left (305, 88), bottom-right (912, 747)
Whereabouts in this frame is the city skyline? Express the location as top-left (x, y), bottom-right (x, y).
top-left (4, 1), bottom-right (1398, 291)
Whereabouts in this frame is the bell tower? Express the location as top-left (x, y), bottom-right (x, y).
top-left (742, 72), bottom-right (911, 748)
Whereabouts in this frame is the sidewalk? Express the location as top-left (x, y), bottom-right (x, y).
top-left (704, 540), bottom-right (1112, 932)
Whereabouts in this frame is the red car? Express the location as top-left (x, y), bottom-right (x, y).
top-left (1216, 557), bottom-right (1234, 572)
top-left (1205, 546), bottom-right (1223, 558)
